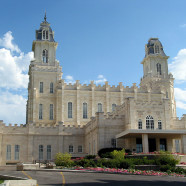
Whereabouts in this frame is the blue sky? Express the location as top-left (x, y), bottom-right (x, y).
top-left (1, 0), bottom-right (186, 124)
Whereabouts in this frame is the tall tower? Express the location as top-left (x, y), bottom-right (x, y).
top-left (140, 38), bottom-right (176, 117)
top-left (26, 14), bottom-right (62, 124)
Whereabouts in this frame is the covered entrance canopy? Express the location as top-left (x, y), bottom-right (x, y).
top-left (116, 129), bottom-right (186, 153)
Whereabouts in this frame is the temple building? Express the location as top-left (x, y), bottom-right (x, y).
top-left (0, 16), bottom-right (186, 165)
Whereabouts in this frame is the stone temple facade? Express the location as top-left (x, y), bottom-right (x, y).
top-left (0, 17), bottom-right (186, 166)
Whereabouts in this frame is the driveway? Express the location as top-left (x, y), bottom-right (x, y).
top-left (1, 170), bottom-right (186, 186)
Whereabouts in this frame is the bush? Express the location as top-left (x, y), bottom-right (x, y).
top-left (84, 155), bottom-right (96, 159)
top-left (55, 152), bottom-right (74, 167)
top-left (75, 159), bottom-right (96, 168)
top-left (110, 149), bottom-right (125, 161)
top-left (155, 151), bottom-right (179, 167)
top-left (98, 148), bottom-right (122, 158)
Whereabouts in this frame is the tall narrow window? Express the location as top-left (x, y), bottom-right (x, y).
top-left (46, 31), bottom-right (49, 40)
top-left (160, 139), bottom-right (167, 151)
top-left (68, 102), bottom-right (72, 118)
top-left (138, 119), bottom-right (142, 129)
top-left (50, 82), bottom-right (53, 93)
top-left (50, 104), bottom-right (53, 120)
top-left (40, 82), bottom-right (43, 93)
top-left (6, 145), bottom-right (11, 160)
top-left (156, 63), bottom-right (161, 75)
top-left (47, 145), bottom-right (51, 160)
top-left (42, 30), bottom-right (49, 40)
top-left (136, 138), bottom-right (143, 153)
top-left (155, 45), bottom-right (160, 53)
top-left (42, 30), bottom-right (45, 40)
top-left (39, 104), bottom-right (43, 120)
top-left (98, 103), bottom-right (102, 112)
top-left (39, 145), bottom-right (43, 160)
top-left (111, 138), bottom-right (116, 148)
top-left (158, 120), bottom-right (162, 129)
top-left (166, 91), bottom-right (168, 98)
top-left (42, 49), bottom-right (48, 63)
top-left (146, 115), bottom-right (154, 130)
top-left (83, 103), bottom-right (88, 119)
top-left (112, 104), bottom-right (116, 111)
top-left (15, 145), bottom-right (20, 160)
top-left (175, 140), bottom-right (180, 153)
top-left (69, 145), bottom-right (73, 153)
top-left (78, 145), bottom-right (82, 153)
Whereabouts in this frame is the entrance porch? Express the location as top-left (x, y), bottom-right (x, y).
top-left (116, 129), bottom-right (186, 154)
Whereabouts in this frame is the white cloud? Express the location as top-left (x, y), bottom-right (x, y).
top-left (64, 75), bottom-right (76, 84)
top-left (94, 74), bottom-right (107, 84)
top-left (169, 49), bottom-right (186, 83)
top-left (0, 32), bottom-right (33, 89)
top-left (0, 90), bottom-right (26, 124)
top-left (174, 88), bottom-right (186, 110)
top-left (0, 31), bottom-right (33, 124)
top-left (0, 31), bottom-right (20, 53)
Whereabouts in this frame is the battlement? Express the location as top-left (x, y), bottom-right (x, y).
top-left (60, 80), bottom-right (139, 92)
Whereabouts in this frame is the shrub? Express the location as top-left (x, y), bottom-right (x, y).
top-left (110, 149), bottom-right (125, 161)
top-left (75, 159), bottom-right (96, 168)
top-left (155, 151), bottom-right (179, 167)
top-left (84, 155), bottom-right (96, 159)
top-left (98, 148), bottom-right (122, 158)
top-left (55, 152), bottom-right (74, 167)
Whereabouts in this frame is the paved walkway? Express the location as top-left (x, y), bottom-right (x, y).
top-left (1, 170), bottom-right (186, 186)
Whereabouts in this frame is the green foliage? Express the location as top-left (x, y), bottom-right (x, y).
top-left (110, 149), bottom-right (125, 161)
top-left (74, 159), bottom-right (96, 167)
top-left (98, 148), bottom-right (122, 158)
top-left (155, 151), bottom-right (179, 167)
top-left (55, 152), bottom-right (74, 167)
top-left (84, 155), bottom-right (96, 159)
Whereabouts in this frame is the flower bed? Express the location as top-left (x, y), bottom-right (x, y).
top-left (74, 167), bottom-right (186, 177)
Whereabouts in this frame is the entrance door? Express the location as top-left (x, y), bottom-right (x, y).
top-left (148, 138), bottom-right (156, 152)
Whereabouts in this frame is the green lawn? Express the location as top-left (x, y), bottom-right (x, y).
top-left (0, 180), bottom-right (4, 184)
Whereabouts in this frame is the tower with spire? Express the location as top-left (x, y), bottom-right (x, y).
top-left (26, 14), bottom-right (62, 124)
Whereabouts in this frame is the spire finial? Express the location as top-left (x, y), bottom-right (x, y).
top-left (44, 11), bottom-right (47, 22)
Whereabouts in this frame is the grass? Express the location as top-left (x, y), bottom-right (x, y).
top-left (0, 180), bottom-right (4, 184)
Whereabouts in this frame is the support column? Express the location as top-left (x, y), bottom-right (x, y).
top-left (142, 134), bottom-right (149, 153)
top-left (167, 138), bottom-right (173, 152)
top-left (181, 135), bottom-right (186, 154)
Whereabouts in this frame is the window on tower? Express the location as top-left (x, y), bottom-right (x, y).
top-left (42, 49), bottom-right (48, 63)
top-left (42, 30), bottom-right (49, 40)
top-left (156, 63), bottom-right (161, 75)
top-left (155, 45), bottom-right (160, 54)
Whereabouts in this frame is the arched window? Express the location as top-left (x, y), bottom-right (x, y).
top-left (42, 30), bottom-right (49, 40)
top-left (50, 82), bottom-right (53, 93)
top-left (112, 104), bottom-right (116, 111)
top-left (98, 103), bottom-right (102, 112)
top-left (156, 63), bottom-right (161, 75)
top-left (42, 49), bottom-right (48, 63)
top-left (68, 102), bottom-right (72, 118)
top-left (155, 45), bottom-right (160, 53)
top-left (158, 120), bottom-right (162, 129)
top-left (138, 119), bottom-right (142, 129)
top-left (83, 103), bottom-right (88, 119)
top-left (146, 115), bottom-right (154, 130)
